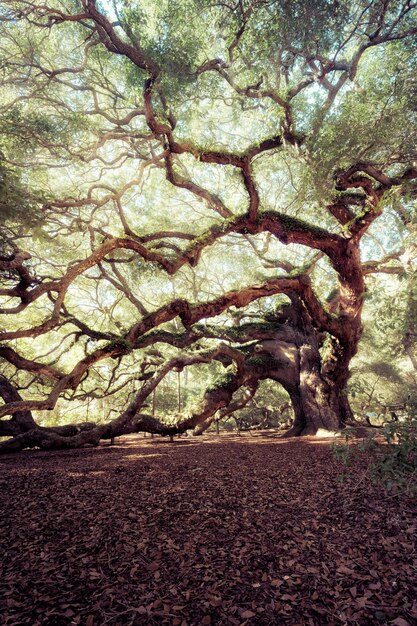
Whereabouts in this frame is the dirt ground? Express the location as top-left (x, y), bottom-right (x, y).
top-left (1, 432), bottom-right (416, 626)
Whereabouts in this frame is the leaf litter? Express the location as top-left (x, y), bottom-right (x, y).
top-left (0, 433), bottom-right (416, 626)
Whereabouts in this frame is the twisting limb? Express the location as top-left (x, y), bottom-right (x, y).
top-left (0, 375), bottom-right (36, 436)
top-left (193, 381), bottom-right (259, 436)
top-left (0, 343), bottom-right (246, 451)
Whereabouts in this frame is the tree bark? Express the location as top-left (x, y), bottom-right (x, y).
top-left (0, 375), bottom-right (37, 436)
top-left (283, 377), bottom-right (349, 437)
top-left (252, 299), bottom-right (354, 436)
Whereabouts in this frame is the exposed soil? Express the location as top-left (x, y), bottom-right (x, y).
top-left (1, 433), bottom-right (416, 626)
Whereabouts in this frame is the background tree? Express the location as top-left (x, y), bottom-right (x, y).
top-left (0, 0), bottom-right (416, 451)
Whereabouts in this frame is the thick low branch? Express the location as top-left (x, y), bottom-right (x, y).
top-left (0, 210), bottom-right (343, 327)
top-left (193, 382), bottom-right (258, 435)
top-left (0, 346), bottom-right (63, 380)
top-left (0, 344), bottom-right (246, 451)
top-left (126, 274), bottom-right (339, 344)
top-left (0, 250), bottom-right (31, 270)
top-left (0, 375), bottom-right (36, 435)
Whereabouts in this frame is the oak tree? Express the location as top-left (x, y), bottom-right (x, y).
top-left (0, 0), bottom-right (416, 451)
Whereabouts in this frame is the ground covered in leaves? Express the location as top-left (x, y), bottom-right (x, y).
top-left (1, 433), bottom-right (416, 626)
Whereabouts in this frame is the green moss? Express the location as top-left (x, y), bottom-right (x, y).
top-left (238, 342), bottom-right (259, 355)
top-left (206, 371), bottom-right (236, 394)
top-left (197, 321), bottom-right (286, 342)
top-left (209, 219), bottom-right (235, 235)
top-left (245, 355), bottom-right (282, 371)
top-left (107, 337), bottom-right (133, 352)
top-left (259, 210), bottom-right (330, 239)
top-left (241, 321), bottom-right (285, 333)
top-left (188, 218), bottom-right (237, 250)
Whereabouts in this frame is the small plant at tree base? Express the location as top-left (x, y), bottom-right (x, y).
top-left (332, 421), bottom-right (417, 495)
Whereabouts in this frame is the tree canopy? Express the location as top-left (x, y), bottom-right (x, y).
top-left (0, 0), bottom-right (416, 451)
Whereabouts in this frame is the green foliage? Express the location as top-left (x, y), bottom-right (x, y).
top-left (332, 421), bottom-right (417, 495)
top-left (118, 0), bottom-right (209, 99)
top-left (229, 0), bottom-right (351, 79)
top-left (349, 268), bottom-right (417, 421)
top-left (0, 160), bottom-right (40, 225)
top-left (307, 41), bottom-right (417, 194)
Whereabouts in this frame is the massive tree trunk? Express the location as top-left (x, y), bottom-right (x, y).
top-left (284, 377), bottom-right (350, 437)
top-left (249, 297), bottom-right (355, 436)
top-left (285, 343), bottom-right (353, 436)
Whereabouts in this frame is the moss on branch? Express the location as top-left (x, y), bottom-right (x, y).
top-left (106, 337), bottom-right (134, 354)
top-left (205, 371), bottom-right (237, 394)
top-left (245, 354), bottom-right (283, 371)
top-left (259, 210), bottom-right (332, 239)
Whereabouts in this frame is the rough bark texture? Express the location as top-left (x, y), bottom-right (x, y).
top-left (0, 375), bottom-right (36, 436)
top-left (250, 298), bottom-right (353, 436)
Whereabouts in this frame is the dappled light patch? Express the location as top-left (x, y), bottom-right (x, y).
top-left (314, 428), bottom-right (341, 438)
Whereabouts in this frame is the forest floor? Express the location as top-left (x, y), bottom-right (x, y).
top-left (0, 432), bottom-right (416, 626)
